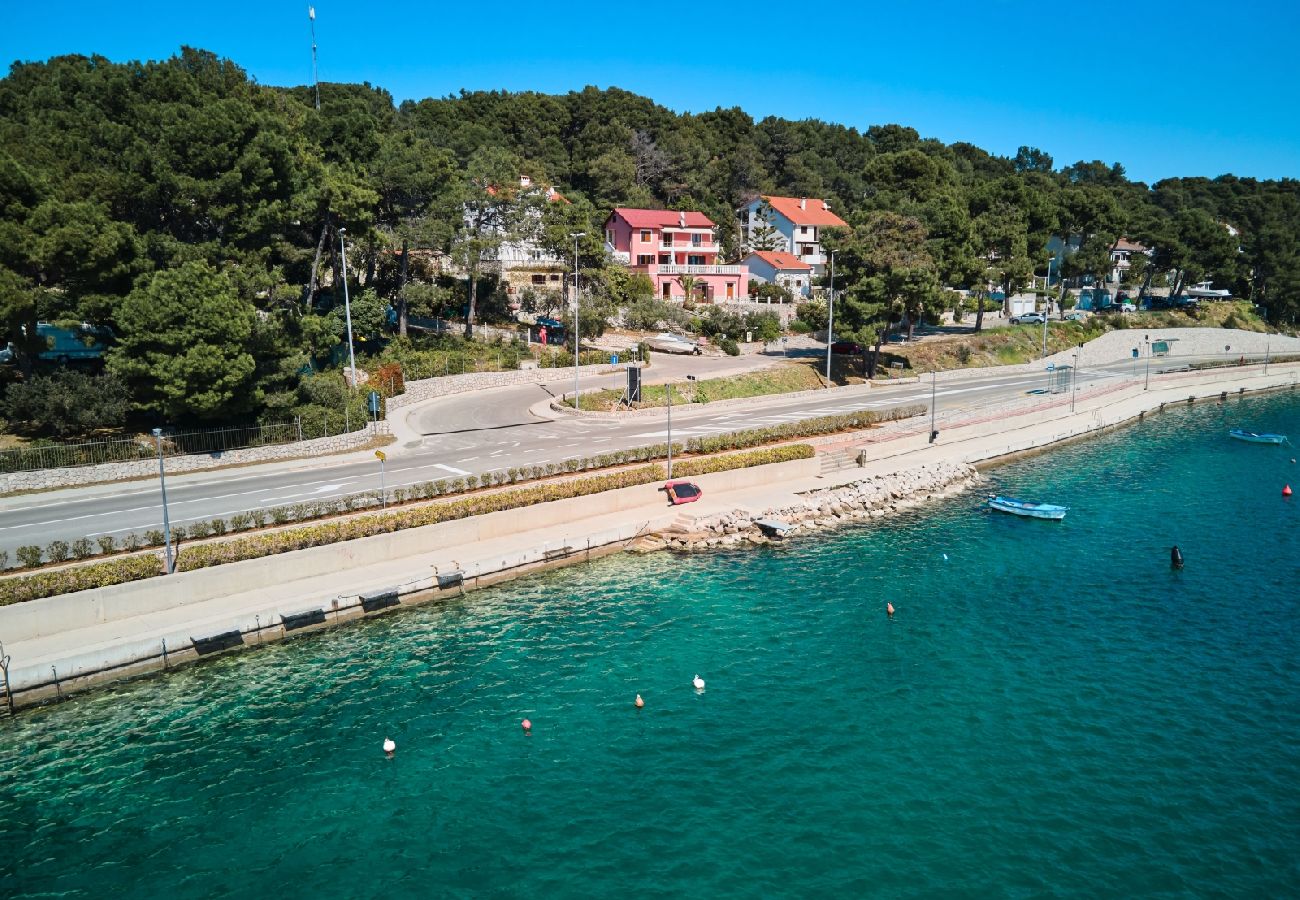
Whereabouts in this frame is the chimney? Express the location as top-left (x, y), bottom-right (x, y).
top-left (822, 201), bottom-right (830, 211)
top-left (679, 211), bottom-right (686, 228)
top-left (799, 198), bottom-right (806, 210)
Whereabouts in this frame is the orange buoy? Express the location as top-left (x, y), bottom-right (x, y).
top-left (635, 694), bottom-right (644, 708)
top-left (886, 602), bottom-right (895, 617)
top-left (521, 718), bottom-right (532, 731)
top-left (1285, 484), bottom-right (1293, 497)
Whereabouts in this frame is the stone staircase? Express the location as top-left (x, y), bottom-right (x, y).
top-left (818, 447), bottom-right (858, 475)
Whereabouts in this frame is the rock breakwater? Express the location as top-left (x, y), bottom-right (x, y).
top-left (632, 461), bottom-right (981, 553)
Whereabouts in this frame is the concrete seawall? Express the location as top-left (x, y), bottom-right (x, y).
top-left (2, 361), bottom-right (1297, 712)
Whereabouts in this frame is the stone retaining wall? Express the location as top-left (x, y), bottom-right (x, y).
top-left (0, 429), bottom-right (376, 494)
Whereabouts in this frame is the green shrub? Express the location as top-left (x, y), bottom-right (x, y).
top-left (46, 540), bottom-right (70, 563)
top-left (250, 509), bottom-right (268, 527)
top-left (209, 518), bottom-right (227, 536)
top-left (16, 545), bottom-right (41, 568)
top-left (188, 521), bottom-right (211, 538)
top-left (71, 538), bottom-right (95, 560)
top-left (0, 554), bottom-right (163, 606)
top-left (123, 532), bottom-right (142, 551)
top-left (144, 530), bottom-right (164, 546)
top-left (97, 536), bottom-right (117, 555)
top-left (673, 444), bottom-right (815, 476)
top-left (0, 550), bottom-right (8, 570)
top-left (717, 336), bottom-right (740, 356)
top-left (229, 514), bottom-right (252, 532)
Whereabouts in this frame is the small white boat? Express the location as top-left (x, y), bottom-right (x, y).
top-left (988, 495), bottom-right (1068, 520)
top-left (1228, 428), bottom-right (1288, 445)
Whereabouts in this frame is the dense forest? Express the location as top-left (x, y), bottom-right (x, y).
top-left (2, 47), bottom-right (1298, 435)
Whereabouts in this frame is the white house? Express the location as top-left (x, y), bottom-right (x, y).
top-left (737, 195), bottom-right (848, 275)
top-left (468, 175), bottom-right (570, 308)
top-left (743, 250), bottom-right (813, 299)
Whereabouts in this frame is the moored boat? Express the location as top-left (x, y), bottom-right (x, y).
top-left (988, 495), bottom-right (1069, 520)
top-left (1228, 428), bottom-right (1289, 445)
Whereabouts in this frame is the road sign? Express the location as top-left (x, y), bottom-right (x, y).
top-left (1046, 363), bottom-right (1055, 371)
top-left (611, 354), bottom-right (618, 364)
top-left (627, 365), bottom-right (641, 403)
top-left (374, 450), bottom-right (386, 461)
top-left (367, 390), bottom-right (381, 414)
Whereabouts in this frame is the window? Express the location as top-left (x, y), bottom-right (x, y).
top-left (741, 211), bottom-right (750, 224)
top-left (662, 235), bottom-right (674, 247)
top-left (800, 226), bottom-right (808, 235)
top-left (691, 234), bottom-right (703, 247)
top-left (531, 274), bottom-right (546, 285)
top-left (658, 254), bottom-right (670, 264)
top-left (795, 280), bottom-right (803, 288)
top-left (637, 254), bottom-right (655, 266)
top-left (800, 244), bottom-right (816, 256)
top-left (687, 255), bottom-right (705, 266)
top-left (726, 282), bottom-right (735, 299)
top-left (549, 274), bottom-right (560, 281)
top-left (605, 229), bottom-right (614, 245)
top-left (662, 282), bottom-right (672, 299)
top-left (640, 229), bottom-right (652, 243)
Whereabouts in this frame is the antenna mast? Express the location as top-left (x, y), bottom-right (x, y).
top-left (309, 6), bottom-right (320, 111)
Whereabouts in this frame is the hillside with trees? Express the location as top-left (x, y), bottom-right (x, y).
top-left (2, 47), bottom-right (1298, 436)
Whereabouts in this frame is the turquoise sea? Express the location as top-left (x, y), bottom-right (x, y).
top-left (2, 392), bottom-right (1299, 897)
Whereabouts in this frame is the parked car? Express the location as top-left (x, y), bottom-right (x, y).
top-left (831, 340), bottom-right (864, 355)
top-left (1010, 312), bottom-right (1046, 325)
top-left (1063, 311), bottom-right (1087, 322)
top-left (1117, 301), bottom-right (1136, 313)
top-left (1143, 296), bottom-right (1172, 310)
top-left (886, 333), bottom-right (908, 343)
top-left (1172, 296), bottom-right (1200, 311)
top-left (646, 332), bottom-right (702, 355)
top-left (662, 480), bottom-right (703, 505)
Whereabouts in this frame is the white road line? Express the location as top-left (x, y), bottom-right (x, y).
top-left (433, 463), bottom-right (471, 476)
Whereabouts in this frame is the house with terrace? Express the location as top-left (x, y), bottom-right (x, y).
top-left (743, 250), bottom-right (813, 299)
top-left (604, 208), bottom-right (748, 303)
top-left (738, 196), bottom-right (847, 275)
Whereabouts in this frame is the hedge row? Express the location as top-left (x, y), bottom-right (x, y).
top-left (0, 553), bottom-right (162, 607)
top-left (683, 405), bottom-right (926, 454)
top-left (3, 402), bottom-right (923, 575)
top-left (672, 444), bottom-right (814, 477)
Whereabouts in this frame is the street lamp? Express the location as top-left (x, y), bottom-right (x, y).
top-left (570, 231), bottom-right (585, 410)
top-left (825, 250), bottom-right (836, 382)
top-left (1071, 344), bottom-right (1082, 413)
top-left (338, 227), bottom-right (358, 390)
top-left (1041, 257), bottom-right (1051, 359)
top-left (929, 370), bottom-right (939, 443)
top-left (665, 380), bottom-right (674, 479)
top-left (152, 428), bottom-right (175, 574)
top-left (1144, 333), bottom-right (1151, 391)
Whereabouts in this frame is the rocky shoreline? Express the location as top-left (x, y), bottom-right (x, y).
top-left (632, 461), bottom-right (982, 552)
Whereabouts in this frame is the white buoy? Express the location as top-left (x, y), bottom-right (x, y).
top-left (692, 675), bottom-right (705, 690)
top-left (382, 737), bottom-right (396, 754)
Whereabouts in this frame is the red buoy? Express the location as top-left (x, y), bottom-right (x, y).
top-left (521, 719), bottom-right (532, 731)
top-left (1285, 484), bottom-right (1293, 497)
top-left (886, 602), bottom-right (895, 617)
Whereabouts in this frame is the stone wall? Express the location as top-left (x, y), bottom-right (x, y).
top-left (0, 429), bottom-right (377, 494)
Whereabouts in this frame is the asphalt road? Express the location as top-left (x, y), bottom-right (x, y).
top-left (0, 353), bottom-right (1177, 558)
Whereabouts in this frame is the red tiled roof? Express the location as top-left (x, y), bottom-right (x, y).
top-left (762, 196), bottom-right (848, 228)
top-left (748, 250), bottom-right (811, 271)
top-left (1113, 238), bottom-right (1148, 252)
top-left (612, 208), bottom-right (715, 229)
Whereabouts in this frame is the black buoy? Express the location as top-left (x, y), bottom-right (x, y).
top-left (1171, 545), bottom-right (1184, 569)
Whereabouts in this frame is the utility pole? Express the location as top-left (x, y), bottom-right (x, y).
top-left (571, 232), bottom-right (585, 410)
top-left (339, 227), bottom-right (357, 390)
top-left (929, 371), bottom-right (938, 443)
top-left (825, 250), bottom-right (836, 383)
top-left (308, 6), bottom-right (320, 111)
top-left (153, 429), bottom-right (175, 574)
top-left (666, 382), bottom-right (673, 479)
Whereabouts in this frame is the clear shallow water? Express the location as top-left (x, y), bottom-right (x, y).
top-left (2, 393), bottom-right (1299, 898)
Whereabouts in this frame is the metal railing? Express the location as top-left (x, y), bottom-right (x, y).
top-left (0, 417), bottom-right (379, 474)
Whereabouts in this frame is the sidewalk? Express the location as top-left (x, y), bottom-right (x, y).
top-left (2, 363), bottom-right (1297, 710)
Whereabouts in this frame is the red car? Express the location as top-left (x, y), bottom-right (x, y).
top-left (663, 480), bottom-right (703, 505)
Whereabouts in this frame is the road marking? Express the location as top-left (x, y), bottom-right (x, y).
top-left (434, 463), bottom-right (471, 475)
top-left (312, 483), bottom-right (349, 493)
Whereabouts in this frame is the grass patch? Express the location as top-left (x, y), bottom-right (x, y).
top-left (573, 362), bottom-right (825, 410)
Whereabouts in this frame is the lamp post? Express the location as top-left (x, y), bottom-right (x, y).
top-left (152, 428), bottom-right (174, 574)
top-left (1041, 257), bottom-right (1051, 359)
top-left (825, 250), bottom-right (836, 382)
top-left (929, 370), bottom-right (938, 443)
top-left (665, 381), bottom-right (673, 479)
top-left (1072, 344), bottom-right (1082, 413)
top-left (1144, 333), bottom-right (1151, 391)
top-left (570, 231), bottom-right (585, 410)
top-left (338, 227), bottom-right (358, 390)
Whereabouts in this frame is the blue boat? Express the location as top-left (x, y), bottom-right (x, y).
top-left (988, 495), bottom-right (1069, 520)
top-left (1228, 428), bottom-right (1289, 445)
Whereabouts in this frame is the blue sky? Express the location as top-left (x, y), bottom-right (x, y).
top-left (4, 0), bottom-right (1297, 185)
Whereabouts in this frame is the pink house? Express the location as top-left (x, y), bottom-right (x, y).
top-left (604, 208), bottom-right (748, 302)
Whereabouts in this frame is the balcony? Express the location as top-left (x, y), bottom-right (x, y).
top-left (659, 242), bottom-right (719, 254)
top-left (657, 264), bottom-right (745, 276)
